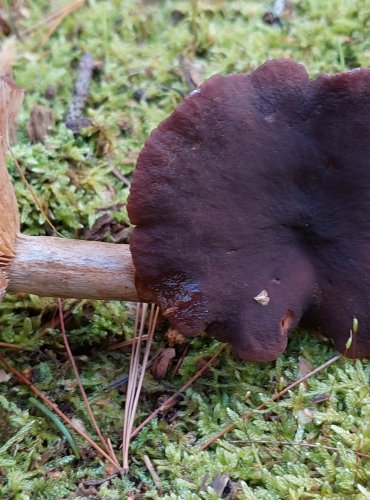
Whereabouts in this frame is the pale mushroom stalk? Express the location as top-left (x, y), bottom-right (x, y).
top-left (0, 77), bottom-right (145, 304)
top-left (7, 236), bottom-right (142, 301)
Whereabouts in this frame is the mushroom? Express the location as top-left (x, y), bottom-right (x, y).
top-left (3, 61), bottom-right (370, 361)
top-left (128, 59), bottom-right (370, 361)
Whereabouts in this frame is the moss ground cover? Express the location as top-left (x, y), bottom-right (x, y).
top-left (0, 1), bottom-right (369, 498)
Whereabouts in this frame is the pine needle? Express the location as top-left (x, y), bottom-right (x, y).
top-left (0, 341), bottom-right (25, 350)
top-left (57, 298), bottom-right (120, 468)
top-left (20, 1), bottom-right (86, 41)
top-left (199, 354), bottom-right (342, 451)
top-left (108, 334), bottom-right (149, 351)
top-left (122, 303), bottom-right (159, 472)
top-left (0, 352), bottom-right (124, 474)
top-left (130, 344), bottom-right (226, 439)
top-left (29, 397), bottom-right (80, 458)
top-left (9, 148), bottom-right (64, 237)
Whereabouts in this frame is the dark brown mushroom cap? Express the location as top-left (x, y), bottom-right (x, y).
top-left (128, 59), bottom-right (370, 361)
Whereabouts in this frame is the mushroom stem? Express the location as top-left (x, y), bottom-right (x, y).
top-left (7, 235), bottom-right (151, 302)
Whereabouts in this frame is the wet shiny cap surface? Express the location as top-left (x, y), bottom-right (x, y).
top-left (128, 59), bottom-right (370, 361)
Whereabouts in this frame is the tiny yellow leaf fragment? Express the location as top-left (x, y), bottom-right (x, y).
top-left (253, 289), bottom-right (270, 306)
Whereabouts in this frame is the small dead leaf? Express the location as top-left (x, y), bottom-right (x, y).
top-left (70, 418), bottom-right (87, 434)
top-left (179, 54), bottom-right (205, 90)
top-left (170, 10), bottom-right (185, 25)
top-left (21, 367), bottom-right (32, 381)
top-left (263, 411), bottom-right (281, 422)
top-left (121, 150), bottom-right (139, 165)
top-left (26, 104), bottom-right (54, 143)
top-left (44, 85), bottom-right (56, 100)
top-left (47, 470), bottom-right (63, 480)
top-left (262, 0), bottom-right (295, 25)
top-left (298, 356), bottom-right (313, 385)
top-left (298, 407), bottom-right (314, 424)
top-left (82, 204), bottom-right (130, 243)
top-left (210, 473), bottom-right (230, 496)
top-left (196, 355), bottom-right (216, 379)
top-left (69, 482), bottom-right (101, 499)
top-left (151, 348), bottom-right (176, 379)
top-left (0, 368), bottom-right (11, 383)
top-left (312, 393), bottom-right (330, 404)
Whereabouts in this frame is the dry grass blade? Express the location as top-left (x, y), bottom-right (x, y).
top-left (131, 344), bottom-right (227, 439)
top-left (108, 334), bottom-right (149, 351)
top-left (20, 0), bottom-right (86, 39)
top-left (0, 352), bottom-right (124, 473)
top-left (122, 303), bottom-right (159, 471)
top-left (143, 454), bottom-right (163, 494)
top-left (57, 298), bottom-right (119, 467)
top-left (199, 354), bottom-right (342, 451)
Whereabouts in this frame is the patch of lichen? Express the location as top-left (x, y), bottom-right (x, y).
top-left (0, 0), bottom-right (369, 498)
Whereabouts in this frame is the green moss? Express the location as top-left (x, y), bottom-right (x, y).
top-left (0, 0), bottom-right (369, 498)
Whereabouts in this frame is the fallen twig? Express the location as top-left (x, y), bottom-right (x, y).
top-left (65, 52), bottom-right (95, 133)
top-left (111, 167), bottom-right (131, 188)
top-left (199, 354), bottom-right (342, 451)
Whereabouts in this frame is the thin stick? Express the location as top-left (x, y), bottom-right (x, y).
top-left (200, 354), bottom-right (342, 451)
top-left (143, 454), bottom-right (164, 494)
top-left (108, 335), bottom-right (149, 351)
top-left (57, 298), bottom-right (119, 466)
top-left (111, 167), bottom-right (131, 187)
top-left (0, 342), bottom-right (25, 350)
top-left (0, 352), bottom-right (124, 474)
top-left (171, 345), bottom-right (189, 377)
top-left (65, 52), bottom-right (95, 133)
top-left (227, 439), bottom-right (370, 459)
top-left (131, 344), bottom-right (226, 439)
